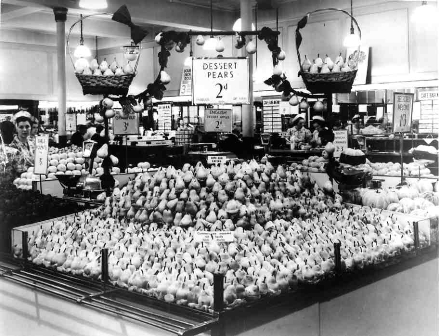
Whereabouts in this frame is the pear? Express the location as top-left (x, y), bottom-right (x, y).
top-left (332, 62), bottom-right (341, 73)
top-left (335, 52), bottom-right (344, 65)
top-left (74, 58), bottom-right (89, 73)
top-left (83, 67), bottom-right (93, 75)
top-left (180, 214), bottom-right (192, 227)
top-left (90, 58), bottom-right (99, 71)
top-left (115, 67), bottom-right (124, 76)
top-left (315, 54), bottom-right (323, 68)
top-left (195, 35), bottom-right (205, 46)
top-left (110, 58), bottom-right (118, 72)
top-left (324, 54), bottom-right (334, 70)
top-left (341, 63), bottom-right (352, 72)
top-left (97, 144), bottom-right (108, 158)
top-left (278, 49), bottom-right (286, 61)
top-left (301, 55), bottom-right (312, 72)
top-left (104, 68), bottom-right (115, 76)
top-left (313, 100), bottom-right (324, 112)
top-left (246, 39), bottom-right (257, 54)
top-left (123, 63), bottom-right (134, 75)
top-left (99, 58), bottom-right (109, 72)
top-left (320, 63), bottom-right (331, 74)
top-left (93, 68), bottom-right (102, 76)
top-left (273, 64), bottom-right (282, 76)
top-left (289, 94), bottom-right (299, 106)
top-left (309, 63), bottom-right (319, 74)
top-left (160, 70), bottom-right (171, 84)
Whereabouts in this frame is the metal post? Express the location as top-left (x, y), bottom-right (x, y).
top-left (334, 242), bottom-right (342, 273)
top-left (101, 248), bottom-right (109, 284)
top-left (21, 231), bottom-right (29, 261)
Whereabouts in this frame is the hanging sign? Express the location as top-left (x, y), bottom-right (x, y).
top-left (179, 65), bottom-right (192, 96)
top-left (204, 109), bottom-right (232, 133)
top-left (192, 58), bottom-right (250, 105)
top-left (34, 135), bottom-right (49, 174)
top-left (194, 231), bottom-right (234, 244)
top-left (113, 113), bottom-right (139, 135)
top-left (66, 114), bottom-right (77, 132)
top-left (392, 92), bottom-right (414, 133)
top-left (333, 130), bottom-right (348, 158)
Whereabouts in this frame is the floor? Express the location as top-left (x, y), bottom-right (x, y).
top-left (0, 252), bottom-right (438, 336)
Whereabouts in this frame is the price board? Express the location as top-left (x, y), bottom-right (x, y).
top-left (179, 65), bottom-right (192, 96)
top-left (157, 104), bottom-right (172, 132)
top-left (204, 109), bottom-right (232, 133)
top-left (66, 114), bottom-right (76, 132)
top-left (333, 130), bottom-right (348, 158)
top-left (34, 135), bottom-right (49, 174)
top-left (192, 58), bottom-right (249, 105)
top-left (113, 113), bottom-right (139, 135)
top-left (207, 155), bottom-right (227, 165)
top-left (194, 231), bottom-right (234, 244)
top-left (392, 92), bottom-right (414, 133)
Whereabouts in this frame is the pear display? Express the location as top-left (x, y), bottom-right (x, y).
top-left (314, 54), bottom-right (323, 68)
top-left (302, 52), bottom-right (354, 74)
top-left (324, 54), bottom-right (334, 70)
top-left (90, 58), bottom-right (99, 71)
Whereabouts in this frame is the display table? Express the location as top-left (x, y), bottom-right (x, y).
top-left (1, 252), bottom-right (437, 336)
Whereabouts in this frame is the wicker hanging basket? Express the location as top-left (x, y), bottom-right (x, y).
top-left (295, 8), bottom-right (362, 94)
top-left (67, 13), bottom-right (141, 96)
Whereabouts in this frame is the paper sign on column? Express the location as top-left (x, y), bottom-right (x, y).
top-left (113, 114), bottom-right (139, 135)
top-left (34, 135), bottom-right (49, 174)
top-left (194, 231), bottom-right (234, 243)
top-left (179, 65), bottom-right (192, 96)
top-left (392, 92), bottom-right (414, 133)
top-left (66, 114), bottom-right (77, 132)
top-left (333, 130), bottom-right (348, 158)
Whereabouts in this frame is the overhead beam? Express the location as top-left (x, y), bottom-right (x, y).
top-left (1, 7), bottom-right (43, 21)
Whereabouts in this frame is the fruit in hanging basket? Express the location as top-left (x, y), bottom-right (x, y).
top-left (320, 63), bottom-right (330, 74)
top-left (332, 63), bottom-right (341, 73)
top-left (104, 68), bottom-right (115, 76)
top-left (90, 58), bottom-right (99, 71)
top-left (110, 58), bottom-right (118, 72)
top-left (83, 67), bottom-right (92, 75)
top-left (123, 63), bottom-right (134, 75)
top-left (160, 71), bottom-right (171, 84)
top-left (93, 68), bottom-right (102, 76)
top-left (301, 55), bottom-right (312, 72)
top-left (115, 67), bottom-right (124, 76)
top-left (341, 63), bottom-right (352, 72)
top-left (314, 54), bottom-right (323, 68)
top-left (103, 98), bottom-right (114, 108)
top-left (74, 58), bottom-right (89, 73)
top-left (309, 62), bottom-right (319, 74)
top-left (324, 55), bottom-right (334, 70)
top-left (99, 59), bottom-right (109, 72)
top-left (335, 53), bottom-right (344, 65)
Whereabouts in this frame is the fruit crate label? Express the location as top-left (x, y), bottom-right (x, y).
top-left (113, 114), bottom-right (139, 135)
top-left (204, 109), bottom-right (232, 133)
top-left (392, 92), bottom-right (414, 133)
top-left (333, 130), bottom-right (348, 158)
top-left (194, 231), bottom-right (234, 243)
top-left (66, 114), bottom-right (77, 132)
top-left (192, 58), bottom-right (250, 105)
top-left (207, 155), bottom-right (227, 165)
top-left (34, 135), bottom-right (49, 174)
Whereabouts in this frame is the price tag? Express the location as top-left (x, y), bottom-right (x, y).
top-left (204, 109), bottom-right (232, 133)
top-left (194, 231), bottom-right (234, 244)
top-left (66, 114), bottom-right (77, 132)
top-left (82, 140), bottom-right (95, 155)
top-left (179, 65), bottom-right (192, 96)
top-left (113, 114), bottom-right (139, 135)
top-left (207, 155), bottom-right (227, 165)
top-left (34, 135), bottom-right (49, 174)
top-left (192, 58), bottom-right (249, 105)
top-left (392, 92), bottom-right (413, 133)
top-left (333, 130), bottom-right (348, 158)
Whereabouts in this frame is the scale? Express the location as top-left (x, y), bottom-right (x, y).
top-left (55, 174), bottom-right (105, 199)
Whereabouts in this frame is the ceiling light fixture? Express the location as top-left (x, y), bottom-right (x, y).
top-left (343, 0), bottom-right (361, 48)
top-left (74, 15), bottom-right (91, 58)
top-left (412, 1), bottom-right (438, 22)
top-left (203, 0), bottom-right (217, 51)
top-left (79, 0), bottom-right (108, 10)
top-left (232, 18), bottom-right (256, 32)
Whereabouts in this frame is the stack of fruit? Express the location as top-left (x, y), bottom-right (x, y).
top-left (24, 161), bottom-right (424, 311)
top-left (75, 58), bottom-right (134, 77)
top-left (291, 156), bottom-right (327, 173)
top-left (301, 53), bottom-right (355, 74)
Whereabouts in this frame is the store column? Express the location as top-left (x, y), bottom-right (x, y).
top-left (53, 7), bottom-right (68, 146)
top-left (240, 0), bottom-right (255, 140)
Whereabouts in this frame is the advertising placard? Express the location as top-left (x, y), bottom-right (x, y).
top-left (204, 109), bottom-right (232, 133)
top-left (34, 135), bottom-right (49, 174)
top-left (113, 113), bottom-right (139, 135)
top-left (192, 58), bottom-right (249, 105)
top-left (333, 130), bottom-right (348, 158)
top-left (392, 92), bottom-right (414, 133)
top-left (179, 65), bottom-right (192, 96)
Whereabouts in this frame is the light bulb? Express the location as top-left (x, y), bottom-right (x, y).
top-left (232, 18), bottom-right (256, 32)
top-left (343, 29), bottom-right (361, 48)
top-left (79, 0), bottom-right (107, 9)
top-left (74, 44), bottom-right (92, 58)
top-left (412, 2), bottom-right (438, 23)
top-left (203, 37), bottom-right (217, 51)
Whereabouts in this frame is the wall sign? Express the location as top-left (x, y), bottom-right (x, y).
top-left (179, 65), bottom-right (192, 96)
top-left (194, 231), bottom-right (234, 244)
top-left (66, 114), bottom-right (76, 132)
top-left (192, 58), bottom-right (249, 105)
top-left (333, 130), bottom-right (348, 158)
top-left (113, 113), bottom-right (139, 135)
top-left (207, 155), bottom-right (227, 165)
top-left (418, 90), bottom-right (438, 101)
top-left (392, 92), bottom-right (414, 133)
top-left (204, 109), bottom-right (232, 133)
top-left (34, 135), bottom-right (49, 174)
top-left (157, 104), bottom-right (172, 132)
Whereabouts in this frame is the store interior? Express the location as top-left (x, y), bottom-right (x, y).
top-left (0, 0), bottom-right (438, 335)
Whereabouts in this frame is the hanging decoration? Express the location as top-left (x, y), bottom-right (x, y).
top-left (111, 5), bottom-right (149, 45)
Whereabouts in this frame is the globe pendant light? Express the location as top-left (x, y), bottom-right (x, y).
top-left (79, 0), bottom-right (108, 9)
top-left (74, 15), bottom-right (91, 58)
top-left (203, 0), bottom-right (219, 51)
top-left (232, 18), bottom-right (255, 32)
top-left (412, 1), bottom-right (438, 23)
top-left (343, 0), bottom-right (361, 48)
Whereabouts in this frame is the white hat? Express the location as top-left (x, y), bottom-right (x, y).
top-left (312, 116), bottom-right (325, 122)
top-left (13, 111), bottom-right (32, 123)
top-left (291, 113), bottom-right (305, 125)
top-left (352, 114), bottom-right (361, 121)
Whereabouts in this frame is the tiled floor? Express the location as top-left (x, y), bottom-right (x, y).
top-left (0, 253), bottom-right (437, 336)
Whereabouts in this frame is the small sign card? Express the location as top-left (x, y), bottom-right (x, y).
top-left (392, 92), bottom-right (414, 133)
top-left (113, 113), bottom-right (139, 135)
top-left (34, 135), bottom-right (49, 174)
top-left (207, 155), bottom-right (227, 165)
top-left (333, 130), bottom-right (348, 158)
top-left (194, 231), bottom-right (234, 244)
top-left (204, 109), bottom-right (232, 133)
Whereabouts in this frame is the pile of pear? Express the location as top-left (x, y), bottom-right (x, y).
top-left (74, 57), bottom-right (134, 77)
top-left (302, 53), bottom-right (354, 74)
top-left (25, 161), bottom-right (419, 311)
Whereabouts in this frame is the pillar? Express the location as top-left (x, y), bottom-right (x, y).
top-left (53, 7), bottom-right (68, 145)
top-left (240, 0), bottom-right (255, 139)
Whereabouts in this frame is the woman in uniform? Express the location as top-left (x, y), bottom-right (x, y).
top-left (311, 116), bottom-right (334, 147)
